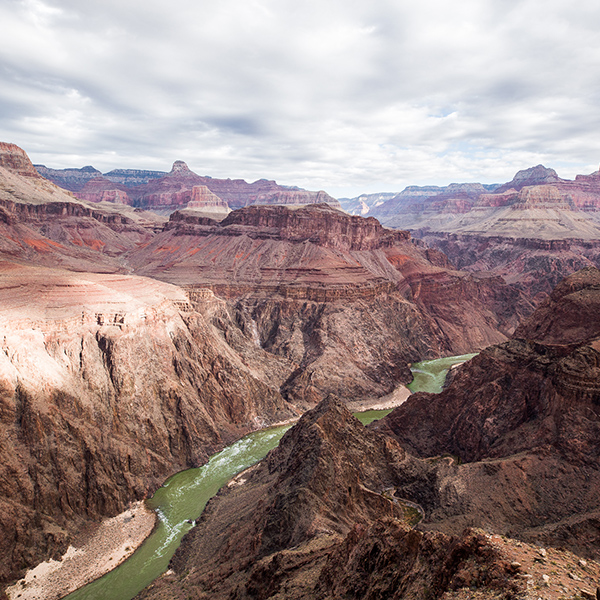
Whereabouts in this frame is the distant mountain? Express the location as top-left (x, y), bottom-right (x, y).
top-left (340, 164), bottom-right (600, 303)
top-left (35, 161), bottom-right (339, 213)
top-left (338, 192), bottom-right (396, 215)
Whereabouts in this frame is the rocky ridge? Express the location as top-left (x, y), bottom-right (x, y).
top-left (343, 163), bottom-right (600, 305)
top-left (377, 267), bottom-right (600, 558)
top-left (139, 393), bottom-right (600, 600)
top-left (36, 160), bottom-right (339, 213)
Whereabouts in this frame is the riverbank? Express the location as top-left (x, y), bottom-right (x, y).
top-left (6, 502), bottom-right (156, 600)
top-left (346, 384), bottom-right (411, 412)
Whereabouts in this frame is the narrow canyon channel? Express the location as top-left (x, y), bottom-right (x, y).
top-left (63, 353), bottom-right (477, 600)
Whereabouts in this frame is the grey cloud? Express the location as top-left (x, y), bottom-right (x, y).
top-left (1, 0), bottom-right (600, 196)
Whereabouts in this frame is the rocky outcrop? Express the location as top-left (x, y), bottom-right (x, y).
top-left (416, 231), bottom-right (600, 302)
top-left (128, 204), bottom-right (530, 406)
top-left (34, 164), bottom-right (102, 191)
top-left (219, 203), bottom-right (410, 250)
top-left (0, 262), bottom-right (295, 586)
top-left (494, 164), bottom-right (563, 193)
top-left (138, 397), bottom-right (530, 600)
top-left (74, 176), bottom-right (133, 204)
top-left (137, 269), bottom-right (600, 599)
top-left (377, 267), bottom-right (600, 557)
top-left (1, 143), bottom-right (43, 179)
top-left (103, 168), bottom-right (167, 186)
top-left (186, 185), bottom-right (230, 212)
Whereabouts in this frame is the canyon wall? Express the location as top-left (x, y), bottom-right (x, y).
top-left (0, 263), bottom-right (295, 585)
top-left (139, 268), bottom-right (600, 599)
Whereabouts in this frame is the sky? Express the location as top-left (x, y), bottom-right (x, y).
top-left (1, 0), bottom-right (600, 198)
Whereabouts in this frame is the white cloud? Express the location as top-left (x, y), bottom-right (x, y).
top-left (1, 0), bottom-right (600, 196)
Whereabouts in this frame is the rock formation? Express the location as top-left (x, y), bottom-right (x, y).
top-left (138, 396), bottom-right (530, 600)
top-left (127, 203), bottom-right (530, 407)
top-left (73, 176), bottom-right (133, 205)
top-left (37, 160), bottom-right (339, 213)
top-left (34, 164), bottom-right (103, 191)
top-left (341, 164), bottom-right (600, 306)
top-left (4, 141), bottom-right (588, 595)
top-left (0, 261), bottom-right (295, 586)
top-left (138, 268), bottom-right (600, 599)
top-left (377, 267), bottom-right (600, 558)
top-left (494, 164), bottom-right (563, 193)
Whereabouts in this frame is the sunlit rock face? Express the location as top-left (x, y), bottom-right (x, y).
top-left (0, 261), bottom-right (294, 585)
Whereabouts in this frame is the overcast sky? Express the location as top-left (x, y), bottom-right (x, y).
top-left (1, 0), bottom-right (600, 197)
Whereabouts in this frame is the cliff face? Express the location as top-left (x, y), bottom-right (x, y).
top-left (128, 204), bottom-right (530, 406)
top-left (0, 143), bottom-right (43, 179)
top-left (418, 231), bottom-right (600, 302)
top-left (378, 267), bottom-right (600, 557)
top-left (138, 270), bottom-right (600, 600)
top-left (138, 398), bottom-right (530, 600)
top-left (39, 159), bottom-right (339, 212)
top-left (0, 262), bottom-right (294, 586)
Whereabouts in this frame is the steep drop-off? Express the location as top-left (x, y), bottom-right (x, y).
top-left (139, 396), bottom-right (531, 600)
top-left (139, 269), bottom-right (600, 599)
top-left (127, 203), bottom-right (531, 407)
top-left (379, 267), bottom-right (600, 558)
top-left (0, 262), bottom-right (294, 586)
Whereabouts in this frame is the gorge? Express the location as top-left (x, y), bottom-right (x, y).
top-left (1, 141), bottom-right (600, 600)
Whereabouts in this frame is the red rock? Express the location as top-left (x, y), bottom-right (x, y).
top-left (0, 142), bottom-right (42, 178)
top-left (186, 185), bottom-right (230, 211)
top-left (0, 261), bottom-right (295, 585)
top-left (377, 267), bottom-right (600, 557)
top-left (138, 397), bottom-right (527, 600)
top-left (74, 176), bottom-right (132, 204)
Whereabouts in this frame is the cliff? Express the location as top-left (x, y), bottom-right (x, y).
top-left (137, 269), bottom-right (600, 599)
top-left (378, 267), bottom-right (600, 557)
top-left (0, 262), bottom-right (295, 586)
top-left (0, 143), bottom-right (43, 179)
top-left (138, 397), bottom-right (594, 600)
top-left (38, 158), bottom-right (339, 212)
top-left (128, 204), bottom-right (530, 407)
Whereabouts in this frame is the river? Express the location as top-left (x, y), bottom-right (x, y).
top-left (64, 352), bottom-right (476, 600)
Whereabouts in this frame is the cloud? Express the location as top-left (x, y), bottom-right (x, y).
top-left (1, 0), bottom-right (600, 196)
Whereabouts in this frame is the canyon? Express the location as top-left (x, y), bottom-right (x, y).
top-left (139, 267), bottom-right (600, 600)
top-left (0, 142), bottom-right (531, 590)
top-left (342, 164), bottom-right (600, 304)
top-left (2, 140), bottom-right (600, 599)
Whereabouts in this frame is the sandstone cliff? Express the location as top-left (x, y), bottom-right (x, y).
top-left (0, 262), bottom-right (295, 586)
top-left (138, 269), bottom-right (600, 599)
top-left (37, 159), bottom-right (339, 212)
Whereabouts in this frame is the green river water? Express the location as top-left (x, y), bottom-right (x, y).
top-left (64, 352), bottom-right (476, 600)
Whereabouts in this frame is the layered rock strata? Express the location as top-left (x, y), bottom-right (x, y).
top-left (128, 203), bottom-right (530, 406)
top-left (139, 269), bottom-right (600, 599)
top-left (0, 262), bottom-right (295, 586)
top-left (37, 159), bottom-right (339, 212)
top-left (378, 267), bottom-right (600, 558)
